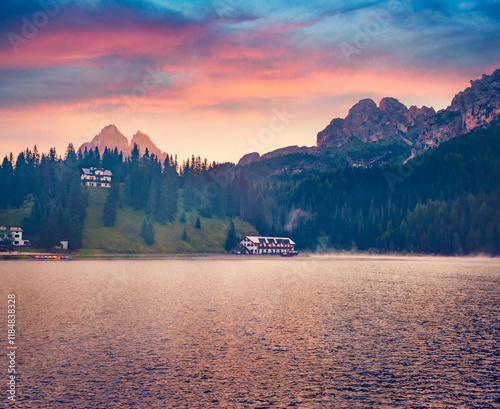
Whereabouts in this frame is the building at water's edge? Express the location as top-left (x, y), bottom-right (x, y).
top-left (239, 236), bottom-right (295, 254)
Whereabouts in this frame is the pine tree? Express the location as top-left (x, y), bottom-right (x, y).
top-left (67, 215), bottom-right (83, 250)
top-left (0, 156), bottom-right (13, 208)
top-left (40, 206), bottom-right (62, 249)
top-left (131, 143), bottom-right (140, 162)
top-left (141, 218), bottom-right (155, 245)
top-left (64, 143), bottom-right (77, 166)
top-left (156, 182), bottom-right (169, 225)
top-left (195, 216), bottom-right (201, 229)
top-left (146, 178), bottom-right (157, 216)
top-left (182, 226), bottom-right (189, 241)
top-left (180, 212), bottom-right (186, 223)
top-left (224, 220), bottom-right (238, 251)
top-left (12, 152), bottom-right (28, 207)
top-left (452, 232), bottom-right (462, 254)
top-left (67, 173), bottom-right (87, 222)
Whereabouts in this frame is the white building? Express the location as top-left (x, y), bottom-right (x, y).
top-left (81, 168), bottom-right (112, 187)
top-left (0, 227), bottom-right (30, 246)
top-left (54, 239), bottom-right (69, 250)
top-left (239, 236), bottom-right (295, 255)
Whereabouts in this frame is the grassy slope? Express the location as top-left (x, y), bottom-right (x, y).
top-left (81, 187), bottom-right (258, 254)
top-left (0, 198), bottom-right (32, 227)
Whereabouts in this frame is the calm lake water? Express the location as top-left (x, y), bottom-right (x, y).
top-left (1, 256), bottom-right (499, 408)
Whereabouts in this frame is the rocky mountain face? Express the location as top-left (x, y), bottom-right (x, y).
top-left (414, 68), bottom-right (500, 150)
top-left (78, 125), bottom-right (167, 162)
top-left (316, 97), bottom-right (435, 148)
top-left (238, 152), bottom-right (261, 166)
top-left (77, 69), bottom-right (500, 174)
top-left (79, 125), bottom-right (129, 156)
top-left (238, 68), bottom-right (500, 170)
top-left (130, 130), bottom-right (166, 161)
top-left (317, 68), bottom-right (500, 156)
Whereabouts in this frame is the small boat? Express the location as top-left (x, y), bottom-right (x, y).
top-left (281, 251), bottom-right (299, 257)
top-left (33, 255), bottom-right (72, 260)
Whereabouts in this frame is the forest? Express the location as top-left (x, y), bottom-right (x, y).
top-left (0, 125), bottom-right (499, 254)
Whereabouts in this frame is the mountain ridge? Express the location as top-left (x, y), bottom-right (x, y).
top-left (77, 68), bottom-right (500, 172)
top-left (78, 125), bottom-right (168, 162)
top-left (238, 67), bottom-right (500, 169)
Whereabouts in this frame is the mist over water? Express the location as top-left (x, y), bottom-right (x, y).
top-left (1, 256), bottom-right (499, 408)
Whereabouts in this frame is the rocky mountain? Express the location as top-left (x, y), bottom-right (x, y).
top-left (414, 69), bottom-right (500, 151)
top-left (238, 152), bottom-right (261, 166)
top-left (78, 69), bottom-right (500, 174)
top-left (78, 125), bottom-right (167, 162)
top-left (318, 68), bottom-right (500, 155)
top-left (130, 130), bottom-right (166, 161)
top-left (79, 125), bottom-right (129, 156)
top-left (316, 98), bottom-right (435, 148)
top-left (238, 68), bottom-right (500, 170)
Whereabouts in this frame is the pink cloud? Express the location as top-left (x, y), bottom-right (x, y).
top-left (0, 9), bottom-right (491, 162)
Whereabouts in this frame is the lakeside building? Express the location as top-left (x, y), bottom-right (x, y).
top-left (239, 236), bottom-right (295, 255)
top-left (81, 168), bottom-right (112, 187)
top-left (0, 227), bottom-right (30, 246)
top-left (54, 239), bottom-right (69, 250)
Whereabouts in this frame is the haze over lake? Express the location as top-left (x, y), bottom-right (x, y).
top-left (1, 256), bottom-right (499, 408)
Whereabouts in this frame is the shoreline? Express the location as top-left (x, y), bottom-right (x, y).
top-left (0, 251), bottom-right (498, 261)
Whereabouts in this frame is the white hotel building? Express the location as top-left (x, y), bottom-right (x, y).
top-left (239, 236), bottom-right (295, 255)
top-left (81, 168), bottom-right (113, 187)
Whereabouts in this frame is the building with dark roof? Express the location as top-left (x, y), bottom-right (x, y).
top-left (81, 167), bottom-right (112, 187)
top-left (239, 236), bottom-right (295, 254)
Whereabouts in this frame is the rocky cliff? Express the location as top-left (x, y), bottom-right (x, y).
top-left (414, 68), bottom-right (500, 150)
top-left (79, 125), bottom-right (129, 156)
top-left (78, 126), bottom-right (167, 161)
top-left (78, 69), bottom-right (500, 173)
top-left (316, 97), bottom-right (435, 149)
top-left (130, 130), bottom-right (167, 161)
top-left (237, 68), bottom-right (500, 171)
top-left (317, 68), bottom-right (500, 154)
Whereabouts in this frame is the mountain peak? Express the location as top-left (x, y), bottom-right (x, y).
top-left (416, 67), bottom-right (500, 150)
top-left (102, 124), bottom-right (119, 132)
top-left (318, 97), bottom-right (418, 147)
top-left (349, 98), bottom-right (378, 114)
top-left (379, 97), bottom-right (407, 113)
top-left (78, 126), bottom-right (167, 161)
top-left (79, 124), bottom-right (129, 155)
top-left (131, 130), bottom-right (151, 143)
top-left (131, 130), bottom-right (165, 160)
top-left (316, 67), bottom-right (500, 152)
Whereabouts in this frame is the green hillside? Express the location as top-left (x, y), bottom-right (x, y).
top-left (80, 187), bottom-right (257, 254)
top-left (0, 199), bottom-right (32, 227)
top-left (1, 124), bottom-right (499, 255)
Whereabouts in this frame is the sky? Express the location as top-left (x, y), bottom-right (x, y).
top-left (0, 0), bottom-right (499, 163)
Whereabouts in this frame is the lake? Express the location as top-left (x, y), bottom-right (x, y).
top-left (1, 256), bottom-right (499, 408)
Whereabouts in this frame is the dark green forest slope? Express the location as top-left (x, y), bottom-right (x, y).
top-left (0, 125), bottom-right (499, 254)
top-left (258, 126), bottom-right (500, 254)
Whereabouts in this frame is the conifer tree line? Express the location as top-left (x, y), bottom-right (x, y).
top-left (249, 126), bottom-right (500, 255)
top-left (0, 125), bottom-right (499, 254)
top-left (0, 145), bottom-right (87, 250)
